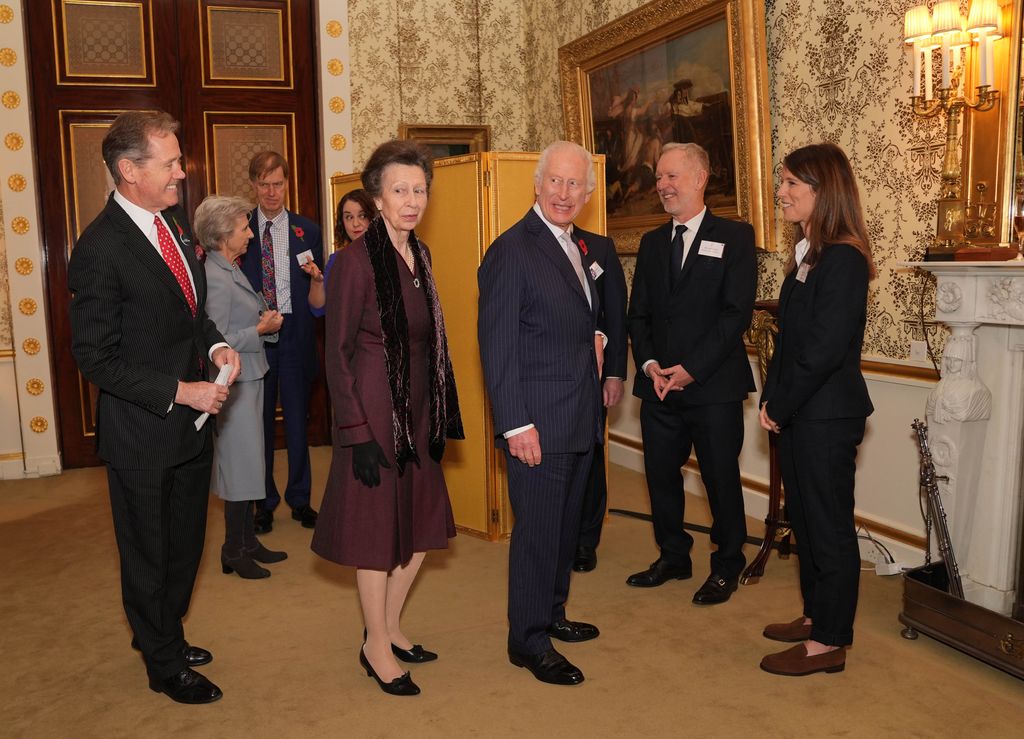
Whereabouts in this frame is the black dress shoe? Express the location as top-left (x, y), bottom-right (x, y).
top-left (131, 641), bottom-right (212, 667)
top-left (291, 504), bottom-right (318, 528)
top-left (626, 558), bottom-right (693, 587)
top-left (149, 668), bottom-right (222, 704)
top-left (692, 573), bottom-right (739, 605)
top-left (572, 545), bottom-right (597, 572)
top-left (547, 619), bottom-right (600, 643)
top-left (254, 507), bottom-right (274, 534)
top-left (360, 646), bottom-right (420, 696)
top-left (392, 643), bottom-right (438, 663)
top-left (508, 647), bottom-right (584, 685)
top-left (184, 644), bottom-right (213, 667)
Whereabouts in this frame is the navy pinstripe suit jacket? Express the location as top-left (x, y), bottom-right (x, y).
top-left (68, 194), bottom-right (225, 469)
top-left (478, 208), bottom-right (603, 454)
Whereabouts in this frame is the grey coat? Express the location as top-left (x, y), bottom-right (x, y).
top-left (205, 250), bottom-right (273, 501)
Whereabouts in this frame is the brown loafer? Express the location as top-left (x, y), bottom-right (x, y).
top-left (760, 643), bottom-right (846, 676)
top-left (763, 616), bottom-right (813, 643)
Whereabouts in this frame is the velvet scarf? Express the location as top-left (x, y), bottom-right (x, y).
top-left (362, 215), bottom-right (464, 473)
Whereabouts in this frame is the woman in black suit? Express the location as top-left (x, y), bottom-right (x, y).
top-left (758, 142), bottom-right (875, 677)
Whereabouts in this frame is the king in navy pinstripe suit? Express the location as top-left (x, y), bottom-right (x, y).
top-left (478, 142), bottom-right (604, 686)
top-left (68, 112), bottom-right (240, 704)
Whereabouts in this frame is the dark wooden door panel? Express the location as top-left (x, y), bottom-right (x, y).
top-left (26, 0), bottom-right (325, 467)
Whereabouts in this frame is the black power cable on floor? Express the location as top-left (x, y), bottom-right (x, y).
top-left (609, 508), bottom-right (797, 552)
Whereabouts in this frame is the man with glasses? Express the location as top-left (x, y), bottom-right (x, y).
top-left (240, 151), bottom-right (324, 534)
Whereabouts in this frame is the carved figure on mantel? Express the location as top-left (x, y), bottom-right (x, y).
top-left (926, 334), bottom-right (991, 423)
top-left (925, 331), bottom-right (990, 592)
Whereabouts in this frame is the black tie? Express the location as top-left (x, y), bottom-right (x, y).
top-left (670, 224), bottom-right (687, 286)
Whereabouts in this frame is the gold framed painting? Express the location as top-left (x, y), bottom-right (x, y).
top-left (559, 0), bottom-right (773, 254)
top-left (398, 124), bottom-right (491, 160)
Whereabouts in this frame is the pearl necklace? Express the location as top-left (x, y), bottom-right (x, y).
top-left (397, 245), bottom-right (420, 287)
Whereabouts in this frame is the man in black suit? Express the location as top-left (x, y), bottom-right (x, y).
top-left (627, 142), bottom-right (756, 604)
top-left (479, 141), bottom-right (604, 686)
top-left (573, 230), bottom-right (628, 573)
top-left (239, 151), bottom-right (323, 533)
top-left (68, 111), bottom-right (241, 703)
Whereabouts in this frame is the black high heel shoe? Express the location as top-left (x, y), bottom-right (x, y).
top-left (391, 643), bottom-right (438, 663)
top-left (359, 646), bottom-right (420, 696)
top-left (362, 628), bottom-right (438, 663)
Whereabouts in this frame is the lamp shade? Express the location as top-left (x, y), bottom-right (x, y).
top-left (966, 0), bottom-right (999, 34)
top-left (932, 1), bottom-right (963, 35)
top-left (904, 5), bottom-right (932, 43)
top-left (949, 29), bottom-right (973, 50)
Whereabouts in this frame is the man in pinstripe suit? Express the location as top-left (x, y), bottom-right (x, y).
top-left (478, 141), bottom-right (604, 686)
top-left (68, 111), bottom-right (240, 704)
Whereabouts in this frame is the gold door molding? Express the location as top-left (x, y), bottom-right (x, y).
top-left (198, 0), bottom-right (293, 89)
top-left (53, 0), bottom-right (155, 86)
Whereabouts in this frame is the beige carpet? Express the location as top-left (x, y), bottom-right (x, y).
top-left (1, 448), bottom-right (1022, 737)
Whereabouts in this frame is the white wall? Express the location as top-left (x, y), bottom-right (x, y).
top-left (608, 354), bottom-right (936, 566)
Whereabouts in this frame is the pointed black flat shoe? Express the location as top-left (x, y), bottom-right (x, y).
top-left (359, 645), bottom-right (420, 696)
top-left (391, 643), bottom-right (438, 663)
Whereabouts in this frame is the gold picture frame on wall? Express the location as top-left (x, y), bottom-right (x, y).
top-left (398, 124), bottom-right (491, 160)
top-left (559, 0), bottom-right (773, 254)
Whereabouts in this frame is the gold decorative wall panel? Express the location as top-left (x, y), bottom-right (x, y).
top-left (58, 0), bottom-right (152, 84)
top-left (0, 197), bottom-right (10, 350)
top-left (59, 112), bottom-right (119, 247)
top-left (200, 1), bottom-right (292, 88)
top-left (205, 114), bottom-right (295, 208)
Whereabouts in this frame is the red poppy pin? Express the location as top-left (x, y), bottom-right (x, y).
top-left (291, 225), bottom-right (305, 240)
top-left (171, 216), bottom-right (192, 246)
top-left (578, 238), bottom-right (588, 256)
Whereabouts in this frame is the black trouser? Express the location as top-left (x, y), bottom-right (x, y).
top-left (506, 448), bottom-right (593, 655)
top-left (577, 407), bottom-right (608, 550)
top-left (260, 313), bottom-right (312, 511)
top-left (639, 400), bottom-right (747, 579)
top-left (106, 440), bottom-right (213, 680)
top-left (777, 417), bottom-right (865, 646)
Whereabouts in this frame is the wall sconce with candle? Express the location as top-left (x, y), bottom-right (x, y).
top-left (906, 0), bottom-right (1002, 258)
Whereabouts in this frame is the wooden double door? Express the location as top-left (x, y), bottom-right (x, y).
top-left (25, 0), bottom-right (328, 468)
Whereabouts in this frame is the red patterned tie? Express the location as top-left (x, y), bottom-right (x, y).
top-left (154, 215), bottom-right (197, 316)
top-left (261, 221), bottom-right (278, 311)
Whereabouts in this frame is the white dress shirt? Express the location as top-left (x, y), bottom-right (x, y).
top-left (641, 207), bottom-right (707, 378)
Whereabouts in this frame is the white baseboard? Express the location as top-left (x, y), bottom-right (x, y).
top-left (607, 438), bottom-right (925, 571)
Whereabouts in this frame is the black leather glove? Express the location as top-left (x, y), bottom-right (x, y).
top-left (352, 439), bottom-right (390, 487)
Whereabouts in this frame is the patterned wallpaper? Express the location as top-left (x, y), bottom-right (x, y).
top-left (345, 0), bottom-right (967, 360)
top-left (762, 0), bottom-right (945, 359)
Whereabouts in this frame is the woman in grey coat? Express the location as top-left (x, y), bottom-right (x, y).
top-left (195, 195), bottom-right (286, 578)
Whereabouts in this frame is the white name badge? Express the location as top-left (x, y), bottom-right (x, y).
top-left (796, 263), bottom-right (810, 283)
top-left (296, 249), bottom-right (314, 266)
top-left (589, 262), bottom-right (604, 280)
top-left (698, 241), bottom-right (725, 258)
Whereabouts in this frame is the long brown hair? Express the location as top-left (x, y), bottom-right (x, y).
top-left (334, 188), bottom-right (376, 248)
top-left (783, 143), bottom-right (875, 279)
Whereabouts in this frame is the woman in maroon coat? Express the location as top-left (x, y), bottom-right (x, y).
top-left (312, 140), bottom-right (463, 696)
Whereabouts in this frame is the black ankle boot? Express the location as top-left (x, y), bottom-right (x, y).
top-left (221, 553), bottom-right (270, 579)
top-left (223, 501), bottom-right (270, 578)
top-left (242, 501), bottom-right (287, 563)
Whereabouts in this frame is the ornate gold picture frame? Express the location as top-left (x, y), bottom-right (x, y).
top-left (398, 124), bottom-right (491, 160)
top-left (559, 0), bottom-right (773, 254)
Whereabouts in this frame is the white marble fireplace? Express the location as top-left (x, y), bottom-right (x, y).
top-left (908, 261), bottom-right (1024, 615)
